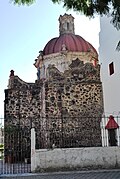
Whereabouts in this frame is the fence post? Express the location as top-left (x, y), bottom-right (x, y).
top-left (31, 127), bottom-right (36, 172)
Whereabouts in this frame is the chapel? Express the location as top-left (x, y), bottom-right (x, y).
top-left (4, 14), bottom-right (104, 151)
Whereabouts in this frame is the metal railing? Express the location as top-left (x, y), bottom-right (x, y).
top-left (1, 118), bottom-right (31, 174)
top-left (2, 115), bottom-right (120, 174)
top-left (34, 116), bottom-right (120, 149)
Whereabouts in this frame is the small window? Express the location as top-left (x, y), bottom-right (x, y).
top-left (67, 22), bottom-right (69, 30)
top-left (109, 62), bottom-right (114, 75)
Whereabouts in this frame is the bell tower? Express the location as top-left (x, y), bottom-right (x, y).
top-left (59, 13), bottom-right (75, 35)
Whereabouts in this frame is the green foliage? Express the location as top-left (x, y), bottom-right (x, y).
top-left (0, 156), bottom-right (3, 160)
top-left (0, 144), bottom-right (4, 148)
top-left (53, 0), bottom-right (110, 16)
top-left (11, 0), bottom-right (120, 51)
top-left (12, 0), bottom-right (35, 5)
top-left (52, 0), bottom-right (120, 30)
top-left (0, 144), bottom-right (4, 160)
top-left (12, 0), bottom-right (120, 30)
top-left (116, 41), bottom-right (120, 51)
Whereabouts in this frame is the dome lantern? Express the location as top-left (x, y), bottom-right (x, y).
top-left (59, 13), bottom-right (75, 35)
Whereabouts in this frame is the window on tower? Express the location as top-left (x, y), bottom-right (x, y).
top-left (67, 22), bottom-right (69, 30)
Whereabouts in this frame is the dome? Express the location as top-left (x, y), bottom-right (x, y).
top-left (43, 33), bottom-right (97, 55)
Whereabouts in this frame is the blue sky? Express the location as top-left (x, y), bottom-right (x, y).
top-left (0, 0), bottom-right (100, 117)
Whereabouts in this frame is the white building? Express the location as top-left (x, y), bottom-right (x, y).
top-left (99, 15), bottom-right (120, 147)
top-left (99, 15), bottom-right (120, 116)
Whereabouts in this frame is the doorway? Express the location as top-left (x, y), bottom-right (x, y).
top-left (108, 129), bottom-right (117, 146)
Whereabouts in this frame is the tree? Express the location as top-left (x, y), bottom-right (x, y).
top-left (12, 0), bottom-right (120, 50)
top-left (12, 0), bottom-right (35, 5)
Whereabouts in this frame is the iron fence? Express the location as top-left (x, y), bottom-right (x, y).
top-left (1, 115), bottom-right (120, 174)
top-left (34, 116), bottom-right (120, 149)
top-left (0, 118), bottom-right (4, 146)
top-left (0, 118), bottom-right (31, 174)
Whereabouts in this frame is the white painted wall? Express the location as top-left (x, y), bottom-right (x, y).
top-left (36, 51), bottom-right (97, 80)
top-left (31, 128), bottom-right (36, 172)
top-left (31, 147), bottom-right (120, 172)
top-left (99, 16), bottom-right (120, 116)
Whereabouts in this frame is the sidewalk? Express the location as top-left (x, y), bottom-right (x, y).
top-left (1, 169), bottom-right (120, 179)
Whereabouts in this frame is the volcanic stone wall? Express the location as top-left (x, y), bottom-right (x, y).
top-left (4, 58), bottom-right (104, 150)
top-left (4, 77), bottom-right (43, 162)
top-left (44, 59), bottom-right (103, 147)
top-left (5, 77), bottom-right (42, 128)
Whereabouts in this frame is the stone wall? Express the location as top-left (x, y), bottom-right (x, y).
top-left (4, 76), bottom-right (43, 161)
top-left (4, 58), bottom-right (104, 152)
top-left (44, 59), bottom-right (103, 148)
top-left (5, 77), bottom-right (42, 125)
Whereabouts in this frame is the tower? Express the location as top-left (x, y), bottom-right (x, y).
top-left (59, 14), bottom-right (75, 35)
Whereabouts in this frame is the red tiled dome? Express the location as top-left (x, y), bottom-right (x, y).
top-left (43, 33), bottom-right (97, 55)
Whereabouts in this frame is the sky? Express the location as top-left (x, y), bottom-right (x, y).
top-left (0, 0), bottom-right (100, 117)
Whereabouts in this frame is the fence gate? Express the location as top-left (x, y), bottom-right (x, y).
top-left (0, 119), bottom-right (31, 175)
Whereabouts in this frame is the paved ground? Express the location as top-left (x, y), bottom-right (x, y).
top-left (1, 169), bottom-right (120, 179)
top-left (0, 160), bottom-right (31, 175)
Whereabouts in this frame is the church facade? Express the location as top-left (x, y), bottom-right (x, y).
top-left (4, 14), bottom-right (104, 152)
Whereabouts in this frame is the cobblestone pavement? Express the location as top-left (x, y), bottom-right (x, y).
top-left (1, 169), bottom-right (120, 179)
